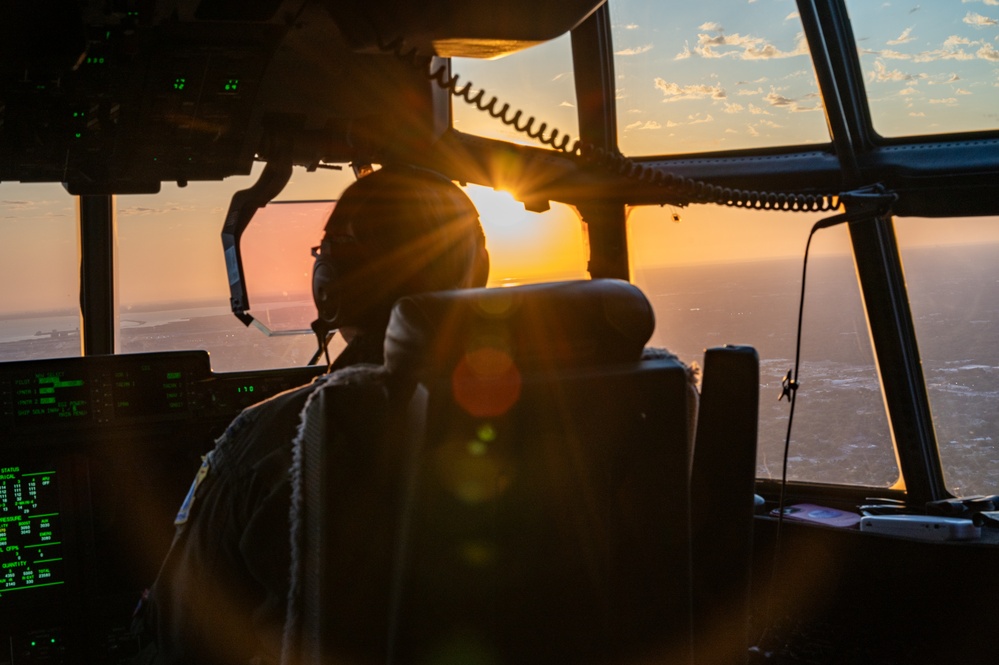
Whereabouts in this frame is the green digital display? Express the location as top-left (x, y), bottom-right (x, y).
top-left (112, 365), bottom-right (187, 416)
top-left (12, 371), bottom-right (90, 425)
top-left (0, 466), bottom-right (65, 599)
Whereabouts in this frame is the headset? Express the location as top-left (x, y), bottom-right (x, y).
top-left (311, 166), bottom-right (485, 332)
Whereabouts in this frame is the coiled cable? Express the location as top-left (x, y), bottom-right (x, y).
top-left (380, 36), bottom-right (842, 213)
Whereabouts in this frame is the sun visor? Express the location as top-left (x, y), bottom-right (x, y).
top-left (321, 0), bottom-right (606, 58)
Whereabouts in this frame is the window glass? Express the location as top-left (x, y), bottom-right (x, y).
top-left (451, 34), bottom-right (579, 148)
top-left (117, 165), bottom-right (355, 373)
top-left (895, 217), bottom-right (999, 496)
top-left (0, 183), bottom-right (80, 362)
top-left (115, 167), bottom-right (588, 373)
top-left (629, 203), bottom-right (898, 487)
top-left (609, 0), bottom-right (830, 155)
top-left (844, 0), bottom-right (999, 138)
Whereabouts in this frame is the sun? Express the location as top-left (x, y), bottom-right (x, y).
top-left (462, 184), bottom-right (589, 286)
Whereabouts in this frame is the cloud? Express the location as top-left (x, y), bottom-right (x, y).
top-left (724, 102), bottom-right (745, 114)
top-left (674, 43), bottom-right (692, 60)
top-left (887, 27), bottom-right (915, 45)
top-left (748, 103), bottom-right (769, 115)
top-left (559, 101), bottom-right (575, 107)
top-left (869, 60), bottom-right (916, 82)
top-left (909, 111), bottom-right (926, 117)
top-left (1, 200), bottom-right (36, 210)
top-left (963, 0), bottom-right (999, 6)
top-left (687, 114), bottom-right (715, 124)
top-left (875, 49), bottom-right (914, 60)
top-left (694, 34), bottom-right (808, 60)
top-left (763, 88), bottom-right (821, 112)
top-left (963, 11), bottom-right (998, 26)
top-left (119, 204), bottom-right (193, 217)
top-left (737, 87), bottom-right (763, 96)
top-left (119, 207), bottom-right (161, 216)
top-left (625, 121), bottom-right (663, 130)
top-left (654, 78), bottom-right (727, 101)
top-left (913, 47), bottom-right (976, 62)
top-left (615, 44), bottom-right (653, 56)
top-left (979, 43), bottom-right (999, 60)
top-left (685, 24), bottom-right (808, 60)
top-left (785, 12), bottom-right (799, 22)
top-left (929, 97), bottom-right (958, 104)
top-left (899, 86), bottom-right (919, 95)
top-left (957, 88), bottom-right (973, 94)
top-left (623, 23), bottom-right (639, 30)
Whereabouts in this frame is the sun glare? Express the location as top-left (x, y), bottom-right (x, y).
top-left (462, 184), bottom-right (588, 286)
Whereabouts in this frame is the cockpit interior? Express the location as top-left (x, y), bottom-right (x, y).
top-left (2, 0), bottom-right (998, 663)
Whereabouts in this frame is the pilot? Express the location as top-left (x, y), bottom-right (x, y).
top-left (133, 165), bottom-right (490, 665)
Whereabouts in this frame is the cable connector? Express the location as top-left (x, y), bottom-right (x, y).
top-left (778, 370), bottom-right (798, 402)
top-left (839, 183), bottom-right (898, 216)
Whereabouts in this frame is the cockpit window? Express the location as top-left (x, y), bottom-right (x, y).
top-left (844, 0), bottom-right (999, 138)
top-left (0, 183), bottom-right (80, 362)
top-left (895, 216), bottom-right (999, 495)
top-left (116, 165), bottom-right (353, 372)
top-left (451, 34), bottom-right (579, 147)
top-left (609, 0), bottom-right (831, 155)
top-left (629, 203), bottom-right (899, 488)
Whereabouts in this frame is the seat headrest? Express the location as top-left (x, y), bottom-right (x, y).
top-left (384, 279), bottom-right (655, 380)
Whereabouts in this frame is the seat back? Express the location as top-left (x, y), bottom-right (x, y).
top-left (286, 280), bottom-right (701, 665)
top-left (382, 280), bottom-right (695, 665)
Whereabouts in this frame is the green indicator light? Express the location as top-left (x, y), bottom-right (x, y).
top-left (173, 77), bottom-right (186, 91)
top-left (74, 133), bottom-right (82, 138)
top-left (39, 397), bottom-right (55, 405)
top-left (224, 78), bottom-right (239, 92)
top-left (167, 372), bottom-right (182, 380)
top-left (467, 440), bottom-right (488, 456)
top-left (55, 380), bottom-right (83, 388)
top-left (476, 423), bottom-right (497, 442)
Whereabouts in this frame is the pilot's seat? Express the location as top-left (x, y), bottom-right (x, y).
top-left (283, 279), bottom-right (757, 665)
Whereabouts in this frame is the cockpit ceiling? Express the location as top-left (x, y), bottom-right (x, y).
top-left (0, 0), bottom-right (604, 194)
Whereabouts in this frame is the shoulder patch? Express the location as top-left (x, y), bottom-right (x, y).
top-left (174, 453), bottom-right (212, 525)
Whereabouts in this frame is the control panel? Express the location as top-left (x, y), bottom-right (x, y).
top-left (0, 350), bottom-right (324, 663)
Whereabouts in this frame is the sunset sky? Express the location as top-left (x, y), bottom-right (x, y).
top-left (1, 0), bottom-right (997, 315)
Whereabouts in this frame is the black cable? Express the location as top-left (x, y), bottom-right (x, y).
top-left (757, 189), bottom-right (893, 655)
top-left (378, 36), bottom-right (842, 213)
